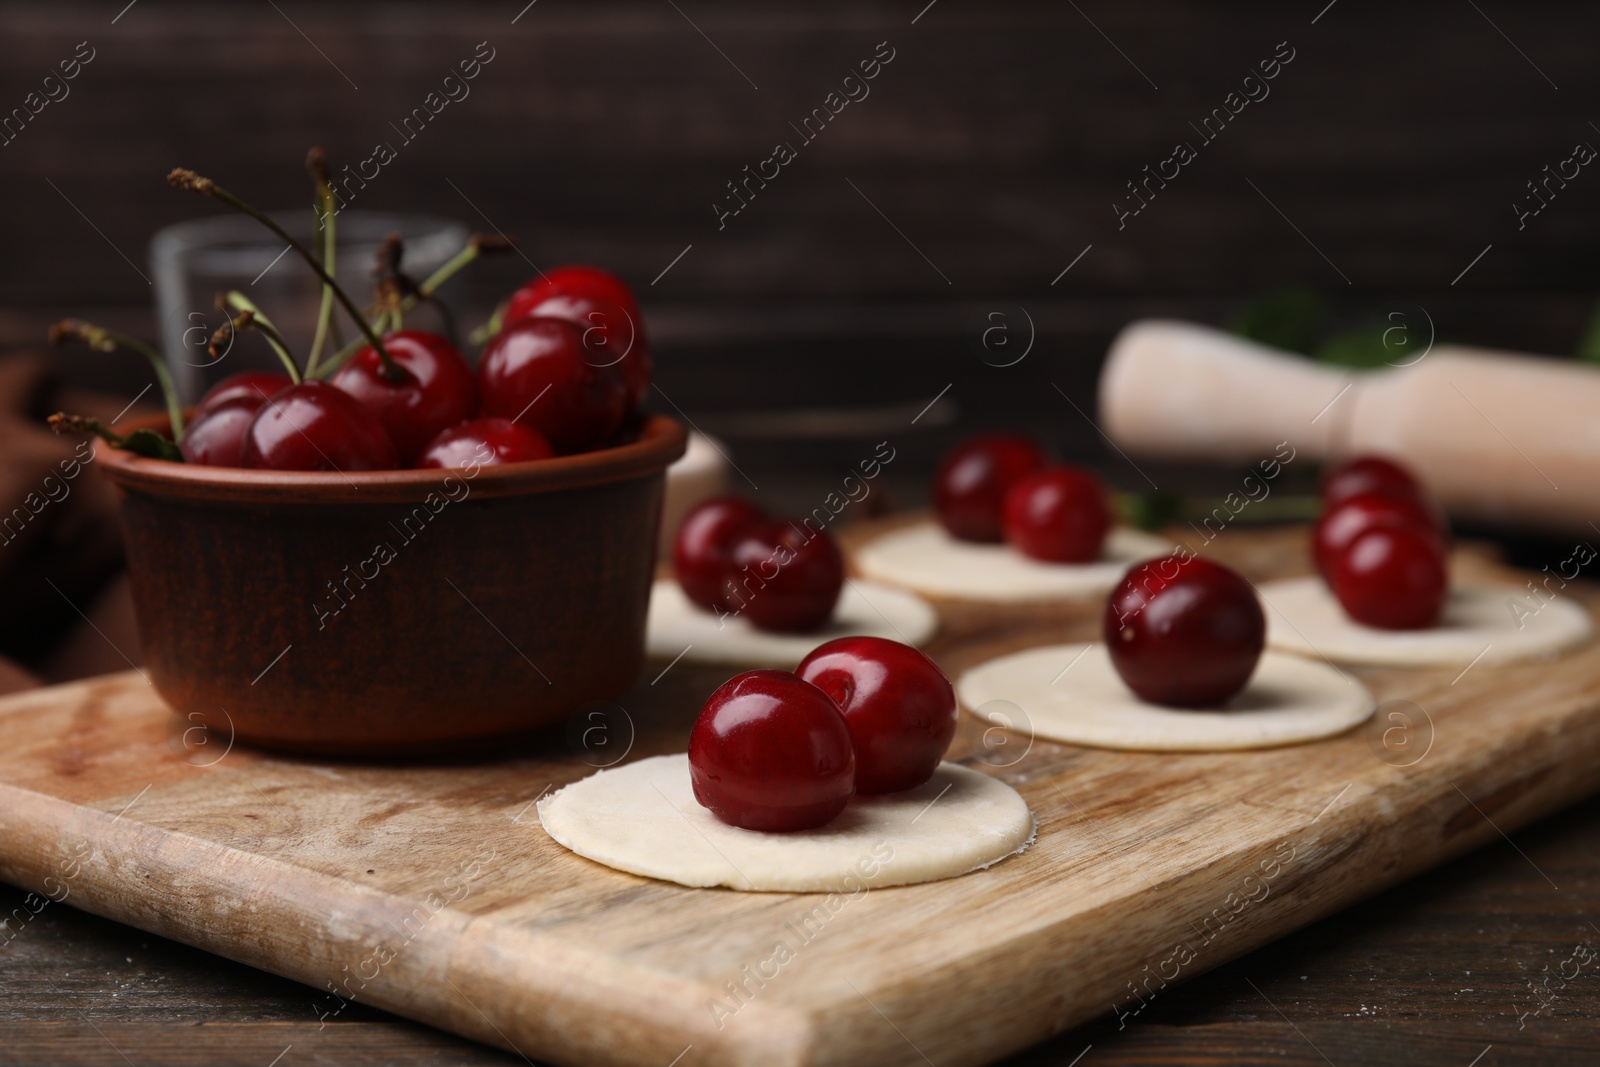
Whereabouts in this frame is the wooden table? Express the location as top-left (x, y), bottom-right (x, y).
top-left (2, 527), bottom-right (1598, 1066)
top-left (3, 792), bottom-right (1598, 1067)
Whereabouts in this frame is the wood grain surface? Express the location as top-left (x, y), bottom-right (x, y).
top-left (6, 2), bottom-right (1600, 310)
top-left (1, 525), bottom-right (1598, 1067)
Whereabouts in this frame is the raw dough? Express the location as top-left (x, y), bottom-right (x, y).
top-left (1258, 577), bottom-right (1594, 668)
top-left (538, 754), bottom-right (1035, 892)
top-left (658, 431), bottom-right (730, 559)
top-left (957, 643), bottom-right (1373, 751)
top-left (853, 521), bottom-right (1171, 602)
top-left (646, 578), bottom-right (938, 666)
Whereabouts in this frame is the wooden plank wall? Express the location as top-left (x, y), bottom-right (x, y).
top-left (1, 1), bottom-right (1598, 460)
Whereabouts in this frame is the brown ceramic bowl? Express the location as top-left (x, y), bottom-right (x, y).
top-left (97, 412), bottom-right (687, 757)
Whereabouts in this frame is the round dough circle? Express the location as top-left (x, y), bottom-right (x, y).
top-left (853, 521), bottom-right (1172, 602)
top-left (646, 578), bottom-right (938, 667)
top-left (1258, 578), bottom-right (1594, 667)
top-left (658, 431), bottom-right (731, 559)
top-left (957, 643), bottom-right (1373, 751)
top-left (538, 754), bottom-right (1035, 892)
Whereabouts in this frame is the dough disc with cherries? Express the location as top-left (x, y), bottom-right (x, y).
top-left (646, 578), bottom-right (938, 666)
top-left (854, 521), bottom-right (1171, 602)
top-left (957, 643), bottom-right (1373, 751)
top-left (1257, 577), bottom-right (1593, 667)
top-left (538, 754), bottom-right (1034, 892)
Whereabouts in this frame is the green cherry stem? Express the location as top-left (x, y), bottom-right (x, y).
top-left (167, 168), bottom-right (404, 382)
top-left (49, 319), bottom-right (185, 441)
top-left (48, 412), bottom-right (129, 447)
top-left (316, 334), bottom-right (367, 379)
top-left (314, 233), bottom-right (511, 378)
top-left (317, 304), bottom-right (392, 379)
top-left (418, 233), bottom-right (511, 298)
top-left (305, 148), bottom-right (339, 380)
top-left (46, 412), bottom-right (184, 462)
top-left (468, 298), bottom-right (509, 347)
top-left (223, 292), bottom-right (301, 383)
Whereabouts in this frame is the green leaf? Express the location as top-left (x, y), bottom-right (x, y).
top-left (1577, 301), bottom-right (1600, 364)
top-left (1113, 489), bottom-right (1186, 532)
top-left (121, 428), bottom-right (184, 462)
top-left (1315, 329), bottom-right (1394, 369)
top-left (1227, 287), bottom-right (1324, 355)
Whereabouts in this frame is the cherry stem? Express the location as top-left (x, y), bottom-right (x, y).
top-left (468, 298), bottom-right (509, 347)
top-left (47, 412), bottom-right (127, 448)
top-left (223, 292), bottom-right (301, 383)
top-left (49, 319), bottom-right (184, 441)
top-left (305, 147), bottom-right (339, 380)
top-left (317, 334), bottom-right (369, 379)
top-left (372, 233), bottom-right (409, 334)
top-left (314, 232), bottom-right (509, 377)
top-left (419, 233), bottom-right (511, 298)
top-left (166, 167), bottom-right (400, 379)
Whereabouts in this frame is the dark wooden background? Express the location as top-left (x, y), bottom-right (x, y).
top-left (4, 0), bottom-right (1600, 488)
top-left (4, 3), bottom-right (1600, 1064)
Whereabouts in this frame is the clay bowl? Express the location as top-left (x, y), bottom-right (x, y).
top-left (97, 412), bottom-right (687, 757)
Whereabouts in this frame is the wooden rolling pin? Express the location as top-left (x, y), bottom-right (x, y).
top-left (1099, 320), bottom-right (1600, 536)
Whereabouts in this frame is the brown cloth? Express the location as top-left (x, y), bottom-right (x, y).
top-left (0, 353), bottom-right (147, 693)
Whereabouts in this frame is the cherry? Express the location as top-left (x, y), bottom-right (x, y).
top-left (1104, 554), bottom-right (1265, 708)
top-left (506, 266), bottom-right (649, 412)
top-left (505, 265), bottom-right (641, 328)
top-left (724, 521), bottom-right (844, 632)
top-left (1313, 492), bottom-right (1445, 578)
top-left (1329, 525), bottom-right (1448, 630)
top-left (1002, 465), bottom-right (1111, 563)
top-left (516, 293), bottom-right (650, 413)
top-left (331, 329), bottom-right (478, 465)
top-left (477, 317), bottom-right (628, 454)
top-left (1321, 455), bottom-right (1424, 507)
top-left (240, 381), bottom-right (398, 471)
top-left (934, 433), bottom-right (1047, 542)
top-left (674, 497), bottom-right (767, 612)
top-left (688, 669), bottom-right (855, 831)
top-left (179, 397), bottom-right (259, 467)
top-left (417, 417), bottom-right (552, 469)
top-left (796, 636), bottom-right (956, 794)
top-left (198, 371), bottom-right (293, 413)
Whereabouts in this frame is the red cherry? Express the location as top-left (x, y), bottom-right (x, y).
top-left (724, 521), bottom-right (844, 633)
top-left (1104, 554), bottom-right (1265, 708)
top-left (198, 371), bottom-right (293, 413)
top-left (516, 292), bottom-right (650, 413)
top-left (417, 417), bottom-right (552, 469)
top-left (240, 381), bottom-right (399, 472)
top-left (797, 636), bottom-right (956, 794)
top-left (1313, 492), bottom-right (1445, 578)
top-left (1329, 525), bottom-right (1448, 630)
top-left (689, 669), bottom-right (855, 831)
top-left (477, 317), bottom-right (628, 454)
top-left (505, 265), bottom-right (641, 327)
top-left (180, 397), bottom-right (258, 467)
top-left (331, 330), bottom-right (478, 465)
top-left (934, 433), bottom-right (1047, 542)
top-left (673, 497), bottom-right (766, 612)
top-left (1321, 455), bottom-right (1424, 507)
top-left (1002, 465), bottom-right (1111, 563)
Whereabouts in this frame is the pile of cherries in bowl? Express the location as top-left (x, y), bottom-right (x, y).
top-left (184, 263), bottom-right (650, 471)
top-left (1312, 455), bottom-right (1449, 629)
top-left (49, 160), bottom-right (653, 474)
top-left (935, 432), bottom-right (1112, 563)
top-left (688, 636), bottom-right (957, 831)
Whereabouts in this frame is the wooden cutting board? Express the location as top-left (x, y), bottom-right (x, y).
top-left (2, 525), bottom-right (1598, 1067)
